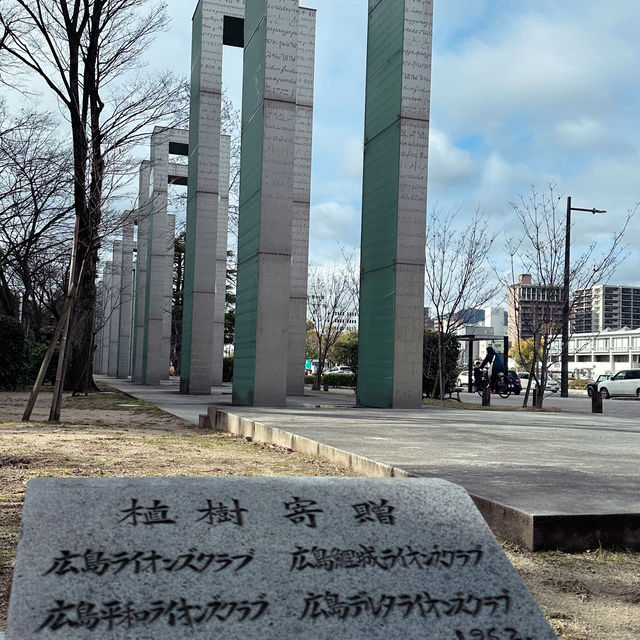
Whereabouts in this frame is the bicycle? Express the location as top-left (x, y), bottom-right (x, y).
top-left (474, 367), bottom-right (511, 399)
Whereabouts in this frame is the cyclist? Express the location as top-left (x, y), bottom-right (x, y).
top-left (479, 346), bottom-right (505, 393)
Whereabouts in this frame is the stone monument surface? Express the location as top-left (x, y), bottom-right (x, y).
top-left (7, 477), bottom-right (556, 639)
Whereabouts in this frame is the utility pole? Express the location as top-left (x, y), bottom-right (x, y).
top-left (561, 197), bottom-right (606, 397)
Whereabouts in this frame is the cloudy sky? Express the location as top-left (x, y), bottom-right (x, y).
top-left (153, 0), bottom-right (640, 284)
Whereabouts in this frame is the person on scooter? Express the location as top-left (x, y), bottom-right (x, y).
top-left (479, 346), bottom-right (505, 392)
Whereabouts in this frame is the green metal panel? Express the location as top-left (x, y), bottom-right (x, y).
top-left (364, 0), bottom-right (404, 142)
top-left (357, 267), bottom-right (397, 407)
top-left (237, 107), bottom-right (264, 263)
top-left (232, 255), bottom-right (259, 405)
top-left (358, 0), bottom-right (406, 408)
top-left (232, 1), bottom-right (268, 405)
top-left (180, 191), bottom-right (198, 391)
top-left (360, 123), bottom-right (401, 272)
top-left (242, 1), bottom-right (267, 122)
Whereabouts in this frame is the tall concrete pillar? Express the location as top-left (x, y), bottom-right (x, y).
top-left (142, 128), bottom-right (185, 385)
top-left (107, 241), bottom-right (122, 378)
top-left (94, 280), bottom-right (106, 374)
top-left (182, 0), bottom-right (244, 394)
top-left (233, 0), bottom-right (298, 407)
top-left (100, 263), bottom-right (113, 375)
top-left (131, 162), bottom-right (151, 383)
top-left (116, 216), bottom-right (134, 378)
top-left (212, 134), bottom-right (231, 385)
top-left (357, 0), bottom-right (433, 408)
top-left (287, 7), bottom-right (316, 395)
top-left (164, 213), bottom-right (176, 376)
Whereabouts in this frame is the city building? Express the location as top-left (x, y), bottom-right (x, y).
top-left (508, 274), bottom-right (564, 345)
top-left (549, 327), bottom-right (640, 378)
top-left (456, 306), bottom-right (508, 364)
top-left (572, 285), bottom-right (640, 333)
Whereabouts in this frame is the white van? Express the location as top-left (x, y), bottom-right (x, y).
top-left (597, 369), bottom-right (640, 398)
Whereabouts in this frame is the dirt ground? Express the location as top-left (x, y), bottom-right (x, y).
top-left (1, 388), bottom-right (640, 638)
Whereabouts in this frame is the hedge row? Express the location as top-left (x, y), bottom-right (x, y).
top-left (304, 373), bottom-right (356, 387)
top-left (0, 315), bottom-right (58, 390)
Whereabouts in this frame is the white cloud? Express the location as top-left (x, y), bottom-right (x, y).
top-left (343, 136), bottom-right (363, 180)
top-left (432, 6), bottom-right (640, 137)
top-left (308, 201), bottom-right (360, 267)
top-left (542, 118), bottom-right (637, 158)
top-left (427, 129), bottom-right (478, 189)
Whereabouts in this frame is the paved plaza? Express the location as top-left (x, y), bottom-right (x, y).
top-left (99, 376), bottom-right (640, 551)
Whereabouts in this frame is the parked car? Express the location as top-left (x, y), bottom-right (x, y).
top-left (597, 369), bottom-right (640, 398)
top-left (457, 370), bottom-right (472, 387)
top-left (309, 360), bottom-right (327, 375)
top-left (327, 366), bottom-right (354, 375)
top-left (517, 372), bottom-right (558, 392)
top-left (507, 370), bottom-right (521, 395)
top-left (587, 374), bottom-right (611, 397)
top-left (545, 377), bottom-right (559, 393)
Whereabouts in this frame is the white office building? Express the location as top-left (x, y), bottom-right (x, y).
top-left (549, 327), bottom-right (640, 378)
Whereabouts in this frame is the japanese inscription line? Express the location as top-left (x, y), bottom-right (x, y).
top-left (36, 589), bottom-right (512, 633)
top-left (44, 548), bottom-right (255, 577)
top-left (118, 495), bottom-right (395, 528)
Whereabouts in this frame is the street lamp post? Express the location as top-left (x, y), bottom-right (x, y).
top-left (561, 196), bottom-right (606, 397)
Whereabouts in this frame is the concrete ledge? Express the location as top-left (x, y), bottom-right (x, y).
top-left (211, 408), bottom-right (640, 552)
top-left (531, 513), bottom-right (640, 552)
top-left (471, 495), bottom-right (640, 552)
top-left (471, 495), bottom-right (534, 550)
top-left (214, 409), bottom-right (410, 479)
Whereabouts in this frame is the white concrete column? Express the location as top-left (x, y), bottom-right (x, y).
top-left (287, 7), bottom-right (315, 395)
top-left (212, 134), bottom-right (231, 385)
top-left (131, 162), bottom-right (151, 383)
top-left (164, 213), bottom-right (176, 377)
top-left (143, 128), bottom-right (187, 385)
top-left (107, 241), bottom-right (122, 378)
top-left (117, 216), bottom-right (134, 378)
top-left (94, 281), bottom-right (105, 374)
top-left (182, 0), bottom-right (244, 394)
top-left (100, 263), bottom-right (113, 375)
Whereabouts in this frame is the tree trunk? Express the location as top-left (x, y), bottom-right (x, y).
top-left (65, 249), bottom-right (98, 392)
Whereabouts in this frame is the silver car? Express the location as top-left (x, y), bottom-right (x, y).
top-left (597, 369), bottom-right (640, 398)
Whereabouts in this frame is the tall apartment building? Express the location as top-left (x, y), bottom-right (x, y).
top-left (572, 285), bottom-right (640, 333)
top-left (507, 274), bottom-right (564, 345)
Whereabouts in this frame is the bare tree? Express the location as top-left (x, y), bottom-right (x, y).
top-left (0, 106), bottom-right (74, 338)
top-left (0, 0), bottom-right (189, 401)
top-left (502, 184), bottom-right (635, 408)
top-left (424, 207), bottom-right (499, 399)
top-left (307, 264), bottom-right (354, 390)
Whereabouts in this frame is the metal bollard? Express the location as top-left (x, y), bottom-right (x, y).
top-left (482, 387), bottom-right (490, 406)
top-left (592, 389), bottom-right (603, 414)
